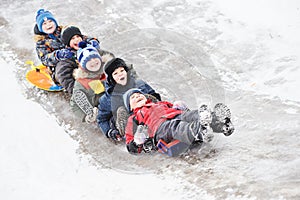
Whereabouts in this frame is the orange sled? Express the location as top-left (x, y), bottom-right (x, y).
top-left (25, 61), bottom-right (63, 92)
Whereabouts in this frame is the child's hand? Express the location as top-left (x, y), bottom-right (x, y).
top-left (85, 107), bottom-right (98, 124)
top-left (56, 49), bottom-right (74, 60)
top-left (89, 39), bottom-right (100, 49)
top-left (134, 125), bottom-right (148, 145)
top-left (107, 129), bottom-right (122, 141)
top-left (173, 100), bottom-right (188, 111)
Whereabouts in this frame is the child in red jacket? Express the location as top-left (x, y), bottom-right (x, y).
top-left (123, 88), bottom-right (234, 154)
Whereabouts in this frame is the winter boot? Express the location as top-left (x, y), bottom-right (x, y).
top-left (198, 104), bottom-right (212, 128)
top-left (210, 103), bottom-right (234, 136)
top-left (197, 104), bottom-right (214, 142)
top-left (73, 90), bottom-right (94, 116)
top-left (116, 106), bottom-right (130, 137)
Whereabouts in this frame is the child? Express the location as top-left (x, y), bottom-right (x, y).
top-left (70, 42), bottom-right (113, 123)
top-left (56, 26), bottom-right (106, 94)
top-left (97, 58), bottom-right (161, 141)
top-left (34, 9), bottom-right (106, 94)
top-left (123, 88), bottom-right (235, 154)
top-left (34, 9), bottom-right (73, 81)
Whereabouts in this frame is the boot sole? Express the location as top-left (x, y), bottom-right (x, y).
top-left (213, 103), bottom-right (234, 136)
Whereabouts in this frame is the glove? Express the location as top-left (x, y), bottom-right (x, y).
top-left (89, 39), bottom-right (100, 49)
top-left (85, 107), bottom-right (98, 124)
top-left (173, 100), bottom-right (188, 111)
top-left (133, 125), bottom-right (148, 145)
top-left (127, 141), bottom-right (143, 154)
top-left (56, 49), bottom-right (74, 60)
top-left (143, 138), bottom-right (156, 153)
top-left (107, 129), bottom-right (122, 141)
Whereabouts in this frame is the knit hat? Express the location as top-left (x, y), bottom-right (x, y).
top-left (77, 42), bottom-right (102, 72)
top-left (36, 9), bottom-right (58, 33)
top-left (123, 88), bottom-right (144, 112)
top-left (104, 58), bottom-right (129, 85)
top-left (62, 26), bottom-right (83, 46)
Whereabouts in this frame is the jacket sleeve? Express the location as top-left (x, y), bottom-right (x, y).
top-left (125, 115), bottom-right (143, 154)
top-left (97, 93), bottom-right (113, 136)
top-left (35, 40), bottom-right (60, 68)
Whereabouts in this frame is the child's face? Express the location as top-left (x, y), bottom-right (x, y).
top-left (129, 93), bottom-right (147, 110)
top-left (69, 35), bottom-right (83, 50)
top-left (42, 19), bottom-right (57, 34)
top-left (86, 58), bottom-right (102, 72)
top-left (112, 67), bottom-right (127, 86)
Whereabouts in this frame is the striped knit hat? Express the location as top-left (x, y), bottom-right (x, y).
top-left (77, 42), bottom-right (102, 72)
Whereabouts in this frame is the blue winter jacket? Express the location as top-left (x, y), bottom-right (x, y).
top-left (97, 72), bottom-right (160, 136)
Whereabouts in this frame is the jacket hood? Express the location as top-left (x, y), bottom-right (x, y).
top-left (34, 24), bottom-right (47, 35)
top-left (105, 70), bottom-right (136, 94)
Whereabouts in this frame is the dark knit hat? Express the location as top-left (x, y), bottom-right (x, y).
top-left (104, 58), bottom-right (129, 85)
top-left (36, 9), bottom-right (58, 33)
top-left (62, 26), bottom-right (83, 46)
top-left (123, 88), bottom-right (144, 112)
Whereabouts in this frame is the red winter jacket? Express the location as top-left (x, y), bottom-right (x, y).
top-left (125, 100), bottom-right (183, 145)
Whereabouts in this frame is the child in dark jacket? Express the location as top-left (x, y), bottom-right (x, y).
top-left (97, 58), bottom-right (161, 141)
top-left (56, 26), bottom-right (106, 94)
top-left (123, 88), bottom-right (235, 154)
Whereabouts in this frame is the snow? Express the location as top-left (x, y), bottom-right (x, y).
top-left (212, 0), bottom-right (300, 102)
top-left (0, 58), bottom-right (201, 200)
top-left (0, 0), bottom-right (300, 199)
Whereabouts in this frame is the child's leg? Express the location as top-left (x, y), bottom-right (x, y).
top-left (156, 119), bottom-right (203, 145)
top-left (178, 110), bottom-right (199, 122)
top-left (179, 105), bottom-right (212, 128)
top-left (178, 108), bottom-right (213, 141)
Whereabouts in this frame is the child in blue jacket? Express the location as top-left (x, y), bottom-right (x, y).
top-left (97, 58), bottom-right (161, 141)
top-left (34, 9), bottom-right (73, 81)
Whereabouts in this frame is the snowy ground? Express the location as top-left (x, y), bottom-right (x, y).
top-left (0, 0), bottom-right (299, 199)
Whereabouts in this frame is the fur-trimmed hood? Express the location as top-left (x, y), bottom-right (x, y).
top-left (33, 25), bottom-right (63, 42)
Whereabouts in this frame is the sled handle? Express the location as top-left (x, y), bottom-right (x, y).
top-left (25, 60), bottom-right (52, 80)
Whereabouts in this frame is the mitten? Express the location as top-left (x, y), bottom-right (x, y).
top-left (143, 138), bottom-right (156, 153)
top-left (173, 100), bottom-right (188, 111)
top-left (127, 141), bottom-right (143, 154)
top-left (133, 125), bottom-right (148, 145)
top-left (89, 39), bottom-right (100, 49)
top-left (85, 107), bottom-right (98, 124)
top-left (78, 41), bottom-right (88, 48)
top-left (106, 129), bottom-right (122, 141)
top-left (56, 49), bottom-right (74, 60)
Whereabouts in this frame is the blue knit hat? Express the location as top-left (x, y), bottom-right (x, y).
top-left (36, 9), bottom-right (58, 33)
top-left (123, 88), bottom-right (144, 112)
top-left (77, 42), bottom-right (102, 72)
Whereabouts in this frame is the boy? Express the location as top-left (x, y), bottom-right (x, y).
top-left (34, 9), bottom-right (105, 94)
top-left (97, 58), bottom-right (161, 141)
top-left (123, 88), bottom-right (234, 154)
top-left (34, 9), bottom-right (73, 80)
top-left (56, 26), bottom-right (103, 94)
top-left (70, 42), bottom-right (112, 123)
